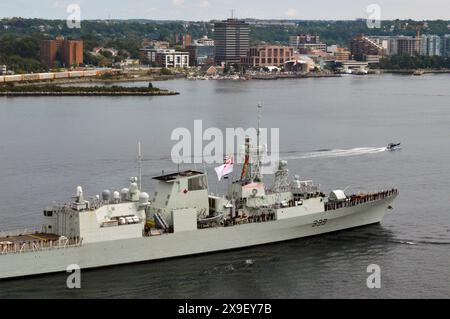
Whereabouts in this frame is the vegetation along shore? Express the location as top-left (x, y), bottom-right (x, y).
top-left (0, 84), bottom-right (179, 96)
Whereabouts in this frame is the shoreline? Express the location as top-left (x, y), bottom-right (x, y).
top-left (3, 69), bottom-right (450, 89)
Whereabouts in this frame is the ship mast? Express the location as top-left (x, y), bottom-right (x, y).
top-left (138, 142), bottom-right (142, 190)
top-left (240, 103), bottom-right (263, 184)
top-left (253, 102), bottom-right (263, 182)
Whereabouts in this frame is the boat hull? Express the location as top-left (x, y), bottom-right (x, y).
top-left (0, 196), bottom-right (396, 279)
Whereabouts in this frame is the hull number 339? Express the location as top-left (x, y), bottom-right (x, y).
top-left (312, 219), bottom-right (328, 227)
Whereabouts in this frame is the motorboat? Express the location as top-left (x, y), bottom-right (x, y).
top-left (387, 142), bottom-right (401, 151)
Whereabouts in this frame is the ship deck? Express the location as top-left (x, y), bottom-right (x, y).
top-left (0, 233), bottom-right (60, 244)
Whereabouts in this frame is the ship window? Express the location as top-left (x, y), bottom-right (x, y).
top-left (44, 211), bottom-right (53, 217)
top-left (188, 176), bottom-right (207, 191)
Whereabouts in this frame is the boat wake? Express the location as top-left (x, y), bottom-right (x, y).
top-left (389, 239), bottom-right (450, 246)
top-left (142, 146), bottom-right (388, 164)
top-left (281, 147), bottom-right (388, 160)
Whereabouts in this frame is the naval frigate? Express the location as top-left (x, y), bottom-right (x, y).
top-left (0, 111), bottom-right (398, 279)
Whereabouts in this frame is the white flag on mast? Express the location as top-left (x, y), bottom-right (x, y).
top-left (215, 155), bottom-right (234, 181)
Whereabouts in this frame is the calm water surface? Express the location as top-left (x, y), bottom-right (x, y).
top-left (0, 74), bottom-right (449, 298)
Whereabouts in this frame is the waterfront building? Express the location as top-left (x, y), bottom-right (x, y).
top-left (327, 45), bottom-right (351, 61)
top-left (140, 47), bottom-right (159, 65)
top-left (441, 35), bottom-right (450, 58)
top-left (381, 37), bottom-right (398, 56)
top-left (241, 45), bottom-right (294, 67)
top-left (396, 36), bottom-right (422, 56)
top-left (284, 55), bottom-right (315, 72)
top-left (421, 35), bottom-right (441, 56)
top-left (186, 44), bottom-right (215, 66)
top-left (335, 60), bottom-right (369, 72)
top-left (156, 49), bottom-right (189, 68)
top-left (214, 19), bottom-right (250, 65)
top-left (372, 34), bottom-right (447, 57)
top-left (289, 35), bottom-right (326, 54)
top-left (139, 48), bottom-right (189, 68)
top-left (350, 34), bottom-right (385, 61)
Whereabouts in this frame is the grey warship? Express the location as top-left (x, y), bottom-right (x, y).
top-left (0, 120), bottom-right (398, 279)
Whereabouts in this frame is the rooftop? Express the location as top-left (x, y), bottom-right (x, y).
top-left (153, 170), bottom-right (205, 182)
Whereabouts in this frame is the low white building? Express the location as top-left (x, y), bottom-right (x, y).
top-left (0, 65), bottom-right (6, 75)
top-left (140, 48), bottom-right (189, 68)
top-left (157, 50), bottom-right (189, 68)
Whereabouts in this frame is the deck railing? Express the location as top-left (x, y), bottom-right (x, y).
top-left (325, 189), bottom-right (398, 211)
top-left (0, 237), bottom-right (83, 256)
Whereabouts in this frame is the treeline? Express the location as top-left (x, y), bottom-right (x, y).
top-left (379, 55), bottom-right (450, 69)
top-left (0, 35), bottom-right (48, 73)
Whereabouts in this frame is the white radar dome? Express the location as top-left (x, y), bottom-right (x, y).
top-left (139, 192), bottom-right (150, 204)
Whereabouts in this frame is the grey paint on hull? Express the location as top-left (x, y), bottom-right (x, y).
top-left (0, 197), bottom-right (395, 279)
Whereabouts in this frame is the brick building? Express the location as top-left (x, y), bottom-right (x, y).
top-left (241, 45), bottom-right (294, 67)
top-left (40, 37), bottom-right (83, 68)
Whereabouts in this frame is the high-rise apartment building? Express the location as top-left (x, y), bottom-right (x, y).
top-left (397, 36), bottom-right (422, 56)
top-left (62, 40), bottom-right (84, 66)
top-left (441, 35), bottom-right (450, 58)
top-left (214, 19), bottom-right (250, 65)
top-left (40, 37), bottom-right (83, 68)
top-left (421, 35), bottom-right (441, 56)
top-left (40, 40), bottom-right (58, 68)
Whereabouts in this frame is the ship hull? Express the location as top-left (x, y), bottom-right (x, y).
top-left (0, 196), bottom-right (395, 279)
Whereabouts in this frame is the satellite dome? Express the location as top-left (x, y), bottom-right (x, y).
top-left (102, 190), bottom-right (111, 201)
top-left (113, 191), bottom-right (120, 200)
top-left (139, 192), bottom-right (150, 204)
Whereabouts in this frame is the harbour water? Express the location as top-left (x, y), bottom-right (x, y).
top-left (0, 74), bottom-right (449, 298)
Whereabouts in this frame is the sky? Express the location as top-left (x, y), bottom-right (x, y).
top-left (0, 0), bottom-right (449, 21)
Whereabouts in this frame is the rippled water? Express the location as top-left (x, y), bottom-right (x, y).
top-left (0, 74), bottom-right (449, 298)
